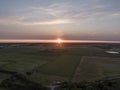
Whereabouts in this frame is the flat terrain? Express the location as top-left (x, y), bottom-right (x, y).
top-left (0, 43), bottom-right (120, 85)
top-left (72, 56), bottom-right (120, 82)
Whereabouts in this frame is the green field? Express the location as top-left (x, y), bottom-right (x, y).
top-left (72, 56), bottom-right (120, 82)
top-left (0, 43), bottom-right (120, 85)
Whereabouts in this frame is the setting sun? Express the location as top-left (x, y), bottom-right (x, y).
top-left (57, 38), bottom-right (62, 44)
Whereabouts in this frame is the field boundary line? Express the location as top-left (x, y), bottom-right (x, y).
top-left (69, 56), bottom-right (82, 82)
top-left (71, 56), bottom-right (86, 82)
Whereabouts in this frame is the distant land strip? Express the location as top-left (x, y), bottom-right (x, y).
top-left (0, 39), bottom-right (120, 43)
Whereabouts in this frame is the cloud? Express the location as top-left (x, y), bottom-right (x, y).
top-left (0, 1), bottom-right (120, 26)
top-left (0, 3), bottom-right (74, 26)
top-left (31, 2), bottom-right (73, 18)
top-left (30, 2), bottom-right (120, 21)
top-left (0, 16), bottom-right (22, 25)
top-left (20, 19), bottom-right (72, 25)
top-left (0, 16), bottom-right (72, 26)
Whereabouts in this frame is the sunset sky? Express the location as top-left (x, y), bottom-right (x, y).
top-left (0, 0), bottom-right (120, 42)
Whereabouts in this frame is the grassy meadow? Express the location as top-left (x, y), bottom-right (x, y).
top-left (72, 56), bottom-right (120, 82)
top-left (0, 43), bottom-right (120, 85)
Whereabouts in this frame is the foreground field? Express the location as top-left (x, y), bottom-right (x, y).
top-left (28, 55), bottom-right (81, 84)
top-left (0, 43), bottom-right (120, 85)
top-left (72, 56), bottom-right (120, 82)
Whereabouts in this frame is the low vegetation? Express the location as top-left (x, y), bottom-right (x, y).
top-left (0, 43), bottom-right (120, 90)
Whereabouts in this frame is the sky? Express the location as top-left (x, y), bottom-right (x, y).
top-left (0, 0), bottom-right (120, 42)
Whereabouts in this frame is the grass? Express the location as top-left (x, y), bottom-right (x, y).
top-left (72, 56), bottom-right (120, 82)
top-left (28, 55), bottom-right (81, 84)
top-left (0, 43), bottom-right (120, 84)
top-left (2, 59), bottom-right (48, 73)
top-left (38, 55), bottom-right (81, 77)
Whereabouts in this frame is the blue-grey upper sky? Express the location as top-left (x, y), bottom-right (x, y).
top-left (0, 0), bottom-right (120, 41)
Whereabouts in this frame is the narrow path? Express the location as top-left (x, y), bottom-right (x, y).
top-left (71, 56), bottom-right (85, 82)
top-left (69, 56), bottom-right (82, 82)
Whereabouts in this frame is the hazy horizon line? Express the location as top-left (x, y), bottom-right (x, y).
top-left (0, 39), bottom-right (120, 43)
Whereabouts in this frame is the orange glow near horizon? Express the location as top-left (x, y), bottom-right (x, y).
top-left (57, 38), bottom-right (62, 44)
top-left (0, 39), bottom-right (120, 43)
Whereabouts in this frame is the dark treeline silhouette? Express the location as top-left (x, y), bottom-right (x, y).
top-left (1, 77), bottom-right (120, 90)
top-left (59, 77), bottom-right (120, 90)
top-left (0, 69), bottom-right (120, 90)
top-left (0, 69), bottom-right (46, 90)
